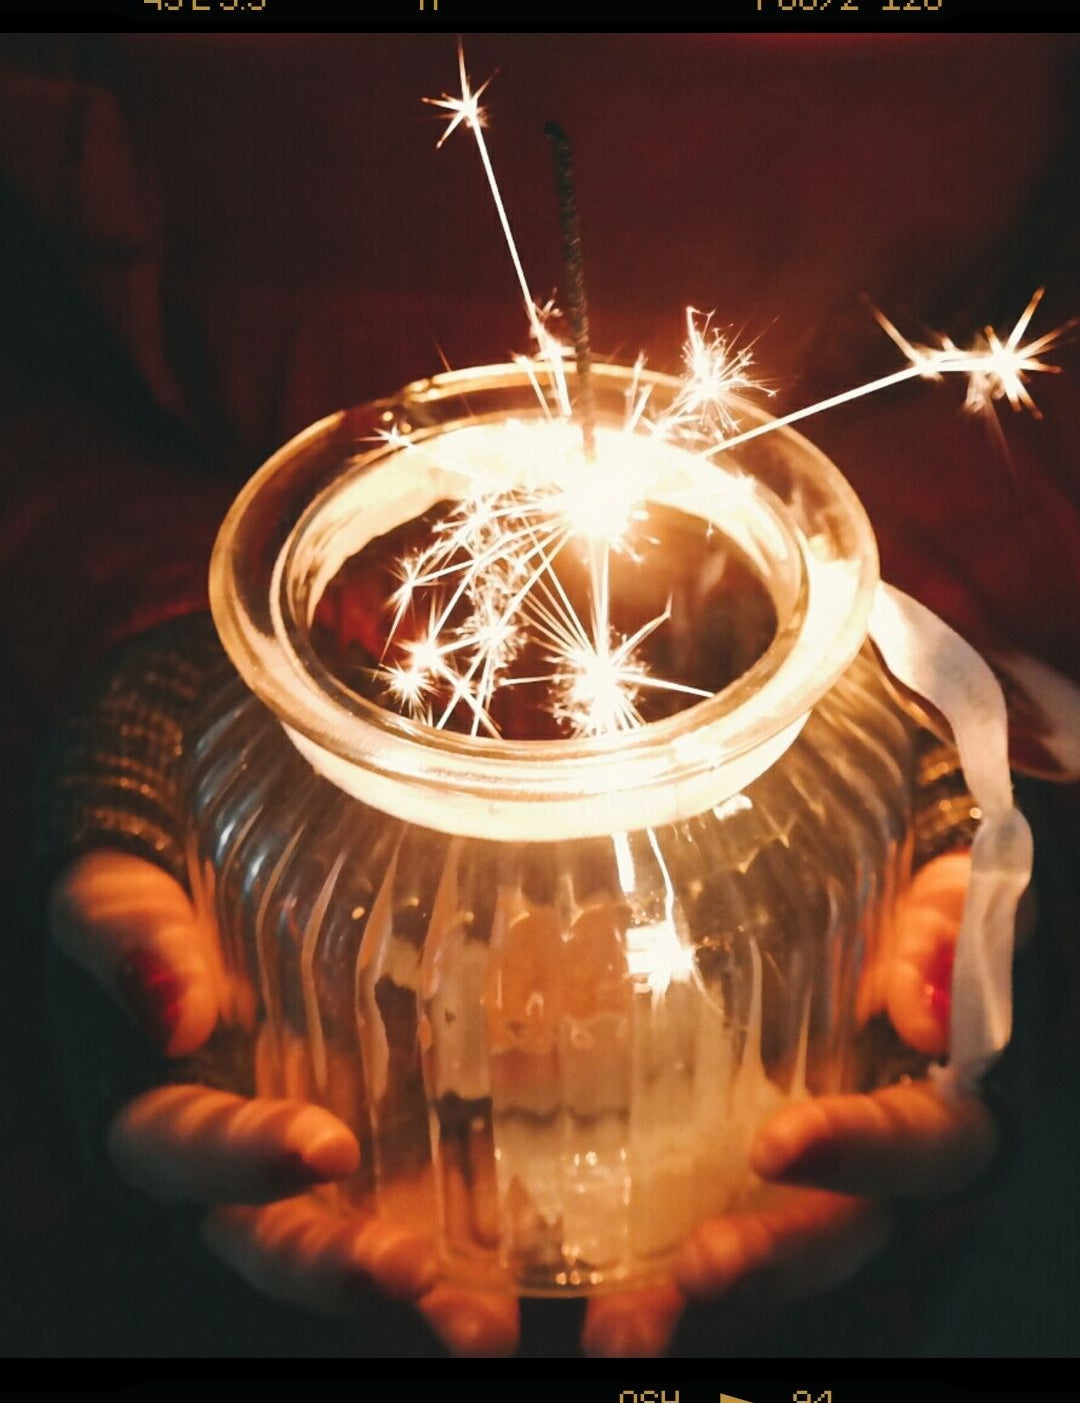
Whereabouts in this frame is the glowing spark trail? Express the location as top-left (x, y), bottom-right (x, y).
top-left (422, 41), bottom-right (493, 150)
top-left (708, 289), bottom-right (1070, 458)
top-left (366, 46), bottom-right (1072, 742)
top-left (424, 41), bottom-right (549, 353)
top-left (418, 44), bottom-right (633, 737)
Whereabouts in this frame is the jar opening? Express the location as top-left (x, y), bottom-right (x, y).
top-left (294, 418), bottom-right (793, 746)
top-left (212, 364), bottom-right (879, 839)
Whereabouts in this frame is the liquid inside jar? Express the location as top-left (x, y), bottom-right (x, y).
top-left (310, 495), bottom-right (778, 740)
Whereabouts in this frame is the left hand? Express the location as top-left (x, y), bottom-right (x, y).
top-left (50, 851), bottom-right (521, 1357)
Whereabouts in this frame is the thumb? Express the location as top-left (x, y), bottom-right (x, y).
top-left (50, 850), bottom-right (218, 1056)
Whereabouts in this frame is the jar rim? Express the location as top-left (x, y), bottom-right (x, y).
top-left (210, 362), bottom-right (879, 839)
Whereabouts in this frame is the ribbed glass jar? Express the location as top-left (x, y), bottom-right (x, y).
top-left (188, 364), bottom-right (958, 1294)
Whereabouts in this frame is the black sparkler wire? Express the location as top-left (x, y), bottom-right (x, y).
top-left (545, 120), bottom-right (597, 462)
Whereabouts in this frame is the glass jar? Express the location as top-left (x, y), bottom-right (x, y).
top-left (187, 363), bottom-right (984, 1295)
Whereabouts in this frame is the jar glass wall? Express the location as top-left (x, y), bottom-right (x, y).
top-left (189, 365), bottom-right (949, 1293)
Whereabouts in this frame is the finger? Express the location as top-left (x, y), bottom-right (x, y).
top-left (581, 1281), bottom-right (685, 1358)
top-left (885, 851), bottom-right (970, 1056)
top-left (108, 1084), bottom-right (360, 1204)
top-left (416, 1281), bottom-right (520, 1358)
top-left (750, 1079), bottom-right (998, 1198)
top-left (49, 851), bottom-right (217, 1056)
top-left (675, 1190), bottom-right (892, 1306)
top-left (201, 1197), bottom-right (439, 1313)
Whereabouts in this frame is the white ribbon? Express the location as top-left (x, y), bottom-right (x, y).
top-left (869, 582), bottom-right (1034, 1095)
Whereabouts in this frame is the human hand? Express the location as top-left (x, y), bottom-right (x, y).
top-left (579, 850), bottom-right (1003, 1357)
top-left (50, 848), bottom-right (1001, 1358)
top-left (49, 850), bottom-right (520, 1356)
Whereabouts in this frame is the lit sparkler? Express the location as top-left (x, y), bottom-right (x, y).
top-left (659, 307), bottom-right (768, 440)
top-left (708, 288), bottom-right (1071, 459)
top-left (368, 45), bottom-right (1070, 742)
top-left (423, 40), bottom-right (555, 361)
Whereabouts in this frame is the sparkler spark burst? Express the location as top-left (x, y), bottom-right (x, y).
top-left (421, 41), bottom-right (494, 149)
top-left (870, 287), bottom-right (1072, 419)
top-left (659, 307), bottom-right (768, 439)
top-left (370, 423), bottom-right (713, 738)
top-left (359, 47), bottom-right (1071, 742)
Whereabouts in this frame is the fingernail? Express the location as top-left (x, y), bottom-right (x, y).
top-left (676, 1223), bottom-right (740, 1297)
top-left (299, 1125), bottom-right (361, 1180)
top-left (115, 949), bottom-right (183, 1051)
top-left (368, 1230), bottom-right (439, 1300)
top-left (434, 1304), bottom-right (499, 1357)
top-left (585, 1315), bottom-right (650, 1358)
top-left (928, 980), bottom-right (950, 1031)
top-left (445, 1310), bottom-right (486, 1355)
top-left (926, 941), bottom-right (954, 1036)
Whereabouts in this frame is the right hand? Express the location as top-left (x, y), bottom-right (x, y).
top-left (48, 850), bottom-right (520, 1357)
top-left (581, 849), bottom-right (1004, 1355)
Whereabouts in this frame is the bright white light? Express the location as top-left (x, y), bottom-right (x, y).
top-left (624, 919), bottom-right (697, 997)
top-left (391, 46), bottom-right (1072, 743)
